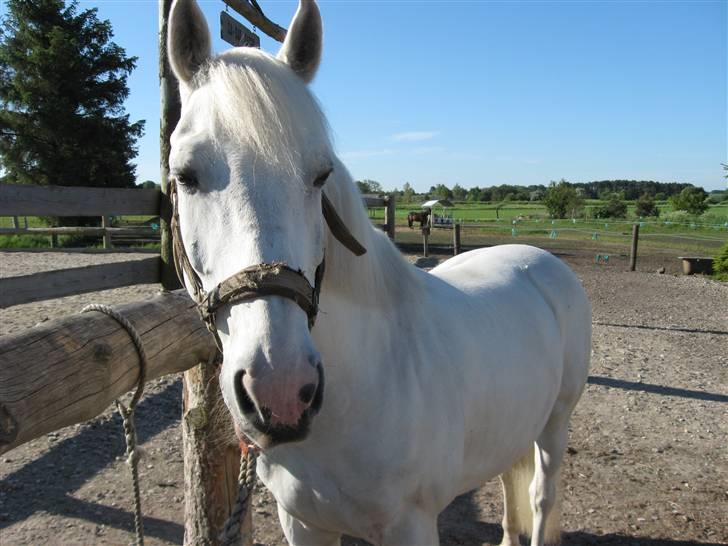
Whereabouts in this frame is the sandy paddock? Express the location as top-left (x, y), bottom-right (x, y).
top-left (0, 248), bottom-right (726, 545)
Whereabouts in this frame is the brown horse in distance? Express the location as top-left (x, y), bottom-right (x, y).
top-left (407, 210), bottom-right (430, 228)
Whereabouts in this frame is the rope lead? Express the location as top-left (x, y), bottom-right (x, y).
top-left (81, 303), bottom-right (256, 546)
top-left (82, 304), bottom-right (147, 546)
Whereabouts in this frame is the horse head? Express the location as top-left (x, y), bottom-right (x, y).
top-left (168, 0), bottom-right (336, 448)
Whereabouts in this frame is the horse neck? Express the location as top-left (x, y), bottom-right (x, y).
top-left (321, 163), bottom-right (422, 312)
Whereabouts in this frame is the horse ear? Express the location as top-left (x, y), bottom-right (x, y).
top-left (168, 0), bottom-right (212, 85)
top-left (277, 0), bottom-right (322, 83)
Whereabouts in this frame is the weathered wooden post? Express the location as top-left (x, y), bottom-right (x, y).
top-left (11, 216), bottom-right (19, 229)
top-left (629, 223), bottom-right (639, 272)
top-left (422, 226), bottom-right (430, 258)
top-left (159, 2), bottom-right (247, 544)
top-left (384, 194), bottom-right (396, 240)
top-left (101, 216), bottom-right (112, 249)
top-left (453, 223), bottom-right (461, 256)
top-left (159, 0), bottom-right (182, 292)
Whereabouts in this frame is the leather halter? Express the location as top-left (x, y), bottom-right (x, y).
top-left (169, 179), bottom-right (366, 350)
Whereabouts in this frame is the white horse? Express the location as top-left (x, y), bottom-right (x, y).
top-left (166, 1), bottom-right (592, 544)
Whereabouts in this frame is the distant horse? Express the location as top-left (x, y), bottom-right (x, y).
top-left (167, 1), bottom-right (591, 544)
top-left (407, 209), bottom-right (430, 228)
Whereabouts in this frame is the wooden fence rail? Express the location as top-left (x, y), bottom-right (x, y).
top-left (0, 257), bottom-right (160, 308)
top-left (0, 290), bottom-right (215, 455)
top-left (0, 183), bottom-right (161, 216)
top-left (0, 226), bottom-right (157, 237)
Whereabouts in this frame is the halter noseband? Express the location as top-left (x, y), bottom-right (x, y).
top-left (169, 180), bottom-right (366, 350)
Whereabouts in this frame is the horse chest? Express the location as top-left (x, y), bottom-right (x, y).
top-left (257, 454), bottom-right (409, 539)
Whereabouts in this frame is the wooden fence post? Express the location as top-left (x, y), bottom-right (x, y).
top-left (453, 223), bottom-right (461, 256)
top-left (11, 216), bottom-right (19, 229)
top-left (101, 216), bottom-right (112, 249)
top-left (629, 223), bottom-right (639, 272)
top-left (422, 226), bottom-right (429, 258)
top-left (384, 194), bottom-right (396, 240)
top-left (159, 1), bottom-right (251, 543)
top-left (182, 358), bottom-right (249, 546)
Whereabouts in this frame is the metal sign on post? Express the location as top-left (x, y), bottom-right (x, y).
top-left (220, 10), bottom-right (260, 48)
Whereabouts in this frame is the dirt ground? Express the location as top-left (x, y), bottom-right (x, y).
top-left (1, 244), bottom-right (726, 546)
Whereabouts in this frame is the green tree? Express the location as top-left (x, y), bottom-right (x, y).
top-left (669, 187), bottom-right (708, 215)
top-left (466, 186), bottom-right (482, 202)
top-left (355, 179), bottom-right (382, 194)
top-left (543, 179), bottom-right (583, 219)
top-left (432, 183), bottom-right (453, 199)
top-left (593, 194), bottom-right (627, 219)
top-left (138, 180), bottom-right (159, 190)
top-left (451, 183), bottom-right (467, 201)
top-left (635, 193), bottom-right (659, 218)
top-left (0, 0), bottom-right (144, 189)
top-left (402, 182), bottom-right (415, 203)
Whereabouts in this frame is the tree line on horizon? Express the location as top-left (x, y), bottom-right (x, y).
top-left (360, 179), bottom-right (712, 204)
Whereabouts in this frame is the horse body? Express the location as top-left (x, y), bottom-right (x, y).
top-left (166, 1), bottom-right (591, 543)
top-left (258, 225), bottom-right (590, 543)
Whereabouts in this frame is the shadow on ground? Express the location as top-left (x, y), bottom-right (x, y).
top-left (343, 490), bottom-right (725, 546)
top-left (0, 380), bottom-right (184, 543)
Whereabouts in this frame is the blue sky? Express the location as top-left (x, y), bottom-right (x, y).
top-left (9, 0), bottom-right (728, 192)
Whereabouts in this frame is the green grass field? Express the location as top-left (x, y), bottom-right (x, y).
top-left (2, 202), bottom-right (726, 255)
top-left (369, 201), bottom-right (728, 257)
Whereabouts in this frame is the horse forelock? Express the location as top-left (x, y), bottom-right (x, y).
top-left (187, 48), bottom-right (332, 178)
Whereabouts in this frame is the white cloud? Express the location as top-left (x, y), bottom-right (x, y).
top-left (390, 131), bottom-right (438, 142)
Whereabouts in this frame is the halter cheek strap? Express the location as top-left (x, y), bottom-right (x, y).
top-left (169, 180), bottom-right (363, 351)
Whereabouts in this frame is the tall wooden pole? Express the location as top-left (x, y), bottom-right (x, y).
top-left (160, 0), bottom-right (181, 292)
top-left (453, 223), bottom-right (461, 256)
top-left (159, 2), bottom-right (251, 544)
top-left (629, 223), bottom-right (639, 272)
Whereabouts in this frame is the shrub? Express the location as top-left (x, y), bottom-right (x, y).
top-left (0, 235), bottom-right (49, 248)
top-left (593, 195), bottom-right (628, 219)
top-left (635, 193), bottom-right (659, 218)
top-left (661, 210), bottom-right (692, 224)
top-left (544, 180), bottom-right (583, 219)
top-left (713, 241), bottom-right (728, 281)
top-left (669, 187), bottom-right (709, 215)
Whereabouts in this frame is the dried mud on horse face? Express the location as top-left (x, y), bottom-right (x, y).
top-left (1, 248), bottom-right (726, 545)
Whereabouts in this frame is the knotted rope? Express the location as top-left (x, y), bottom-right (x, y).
top-left (81, 304), bottom-right (147, 546)
top-left (82, 303), bottom-right (256, 546)
top-left (220, 447), bottom-right (257, 545)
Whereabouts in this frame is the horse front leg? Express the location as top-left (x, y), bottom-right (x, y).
top-left (277, 504), bottom-right (341, 546)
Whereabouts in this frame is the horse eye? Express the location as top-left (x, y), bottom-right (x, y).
top-left (313, 167), bottom-right (333, 188)
top-left (174, 172), bottom-right (199, 189)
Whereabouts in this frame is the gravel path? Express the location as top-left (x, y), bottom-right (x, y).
top-left (1, 249), bottom-right (726, 545)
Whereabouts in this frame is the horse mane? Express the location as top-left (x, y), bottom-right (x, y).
top-left (198, 48), bottom-right (422, 306)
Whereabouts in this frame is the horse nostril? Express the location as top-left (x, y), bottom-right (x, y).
top-left (233, 370), bottom-right (256, 415)
top-left (299, 383), bottom-right (317, 405)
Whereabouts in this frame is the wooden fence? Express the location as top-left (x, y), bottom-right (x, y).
top-left (0, 183), bottom-right (165, 307)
